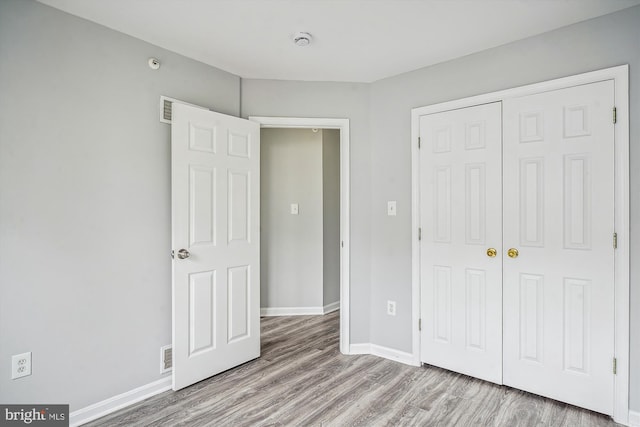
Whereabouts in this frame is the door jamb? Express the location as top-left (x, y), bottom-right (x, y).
top-left (249, 116), bottom-right (351, 355)
top-left (410, 65), bottom-right (629, 423)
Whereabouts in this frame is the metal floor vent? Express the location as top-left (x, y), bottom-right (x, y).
top-left (160, 96), bottom-right (209, 124)
top-left (160, 345), bottom-right (172, 374)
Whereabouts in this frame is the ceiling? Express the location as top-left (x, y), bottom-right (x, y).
top-left (37, 0), bottom-right (640, 83)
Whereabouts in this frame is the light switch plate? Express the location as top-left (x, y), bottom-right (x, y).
top-left (387, 201), bottom-right (397, 216)
top-left (291, 203), bottom-right (299, 215)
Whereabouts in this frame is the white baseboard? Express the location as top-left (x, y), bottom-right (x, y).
top-left (261, 302), bottom-right (340, 317)
top-left (348, 343), bottom-right (419, 367)
top-left (323, 301), bottom-right (340, 314)
top-left (69, 376), bottom-right (171, 426)
top-left (629, 410), bottom-right (640, 427)
top-left (349, 343), bottom-right (371, 354)
top-left (370, 344), bottom-right (419, 366)
top-left (261, 306), bottom-right (323, 316)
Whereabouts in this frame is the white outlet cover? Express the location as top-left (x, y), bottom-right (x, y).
top-left (11, 351), bottom-right (32, 380)
top-left (291, 203), bottom-right (299, 215)
top-left (387, 300), bottom-right (397, 316)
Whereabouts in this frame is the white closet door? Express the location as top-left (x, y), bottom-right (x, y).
top-left (419, 102), bottom-right (503, 384)
top-left (502, 81), bottom-right (615, 414)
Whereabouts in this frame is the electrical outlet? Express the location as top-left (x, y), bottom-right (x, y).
top-left (291, 203), bottom-right (299, 215)
top-left (11, 352), bottom-right (31, 380)
top-left (387, 300), bottom-right (397, 316)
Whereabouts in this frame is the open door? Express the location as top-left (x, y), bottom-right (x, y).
top-left (171, 103), bottom-right (260, 391)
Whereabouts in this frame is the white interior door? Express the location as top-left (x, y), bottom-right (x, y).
top-left (419, 102), bottom-right (503, 384)
top-left (171, 103), bottom-right (260, 391)
top-left (502, 81), bottom-right (615, 414)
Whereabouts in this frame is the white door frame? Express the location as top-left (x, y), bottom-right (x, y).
top-left (411, 65), bottom-right (630, 424)
top-left (249, 116), bottom-right (351, 354)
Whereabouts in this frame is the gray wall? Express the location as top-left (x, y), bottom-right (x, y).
top-left (241, 80), bottom-right (372, 344)
top-left (260, 128), bottom-right (324, 309)
top-left (0, 0), bottom-right (239, 410)
top-left (368, 5), bottom-right (640, 409)
top-left (322, 130), bottom-right (341, 306)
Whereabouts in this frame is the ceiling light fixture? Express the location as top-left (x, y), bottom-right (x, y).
top-left (293, 32), bottom-right (312, 47)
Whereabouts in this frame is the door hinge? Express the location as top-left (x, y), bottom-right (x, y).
top-left (613, 357), bottom-right (617, 375)
top-left (613, 232), bottom-right (618, 249)
top-left (418, 228), bottom-right (422, 241)
top-left (419, 318), bottom-right (422, 331)
top-left (418, 137), bottom-right (421, 149)
top-left (613, 107), bottom-right (617, 124)
top-left (341, 240), bottom-right (344, 248)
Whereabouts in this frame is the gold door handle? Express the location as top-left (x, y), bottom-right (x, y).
top-left (507, 248), bottom-right (519, 258)
top-left (486, 248), bottom-right (497, 258)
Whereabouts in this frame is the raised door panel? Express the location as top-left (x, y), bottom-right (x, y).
top-left (189, 121), bottom-right (217, 153)
top-left (465, 164), bottom-right (486, 245)
top-left (228, 265), bottom-right (250, 343)
top-left (563, 278), bottom-right (591, 374)
top-left (465, 268), bottom-right (486, 351)
top-left (189, 271), bottom-right (217, 356)
top-left (434, 167), bottom-right (452, 243)
top-left (433, 266), bottom-right (452, 343)
top-left (228, 130), bottom-right (250, 158)
top-left (563, 155), bottom-right (591, 249)
top-left (519, 159), bottom-right (544, 247)
top-left (228, 170), bottom-right (250, 244)
top-left (189, 166), bottom-right (216, 247)
top-left (518, 273), bottom-right (544, 364)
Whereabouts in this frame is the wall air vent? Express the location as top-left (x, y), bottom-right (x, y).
top-left (159, 96), bottom-right (208, 124)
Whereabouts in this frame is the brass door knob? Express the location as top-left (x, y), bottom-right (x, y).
top-left (507, 248), bottom-right (519, 258)
top-left (486, 248), bottom-right (497, 258)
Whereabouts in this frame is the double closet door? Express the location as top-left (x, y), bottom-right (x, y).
top-left (419, 81), bottom-right (615, 415)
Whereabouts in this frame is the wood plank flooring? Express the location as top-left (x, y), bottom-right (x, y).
top-left (86, 312), bottom-right (619, 426)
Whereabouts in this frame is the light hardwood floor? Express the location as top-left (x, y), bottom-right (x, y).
top-left (86, 311), bottom-right (619, 426)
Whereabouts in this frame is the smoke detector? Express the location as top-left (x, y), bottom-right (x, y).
top-left (148, 57), bottom-right (160, 70)
top-left (293, 32), bottom-right (312, 46)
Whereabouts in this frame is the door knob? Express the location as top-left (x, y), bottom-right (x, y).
top-left (177, 249), bottom-right (191, 259)
top-left (486, 248), bottom-right (497, 258)
top-left (507, 248), bottom-right (519, 258)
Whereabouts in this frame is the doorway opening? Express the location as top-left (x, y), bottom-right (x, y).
top-left (250, 117), bottom-right (350, 354)
top-left (260, 127), bottom-right (340, 317)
